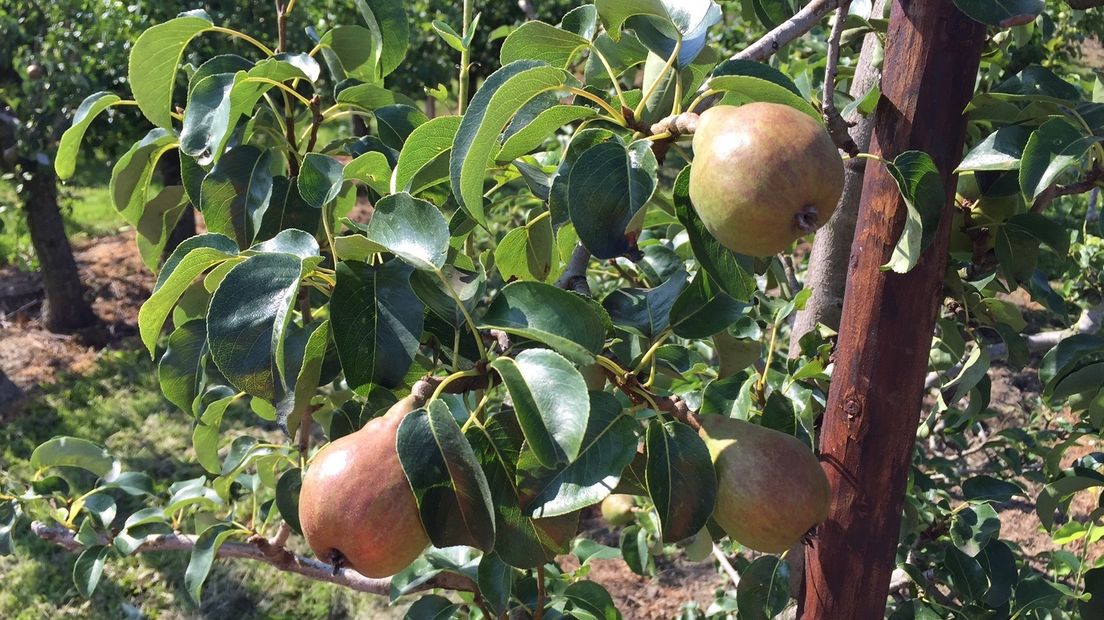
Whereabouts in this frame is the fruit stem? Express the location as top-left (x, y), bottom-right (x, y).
top-left (589, 45), bottom-right (629, 111)
top-left (631, 329), bottom-right (671, 376)
top-left (756, 318), bottom-right (782, 399)
top-left (430, 368), bottom-right (484, 403)
top-left (434, 268), bottom-right (488, 361)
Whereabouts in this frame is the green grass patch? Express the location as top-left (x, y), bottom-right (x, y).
top-left (0, 350), bottom-right (405, 619)
top-left (0, 179), bottom-right (126, 269)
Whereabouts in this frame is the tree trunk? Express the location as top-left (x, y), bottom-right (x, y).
top-left (789, 0), bottom-right (887, 350)
top-left (800, 2), bottom-right (985, 618)
top-left (0, 367), bottom-right (23, 416)
top-left (22, 163), bottom-right (98, 332)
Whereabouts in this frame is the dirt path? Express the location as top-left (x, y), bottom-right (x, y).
top-left (0, 231), bottom-right (151, 397)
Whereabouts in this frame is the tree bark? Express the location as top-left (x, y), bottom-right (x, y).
top-left (789, 0), bottom-right (887, 350)
top-left (22, 163), bottom-right (97, 332)
top-left (800, 2), bottom-right (985, 618)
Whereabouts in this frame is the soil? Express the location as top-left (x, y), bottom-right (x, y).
top-left (0, 231), bottom-right (151, 403)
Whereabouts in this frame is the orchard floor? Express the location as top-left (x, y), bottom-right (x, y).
top-left (0, 230), bottom-right (1100, 619)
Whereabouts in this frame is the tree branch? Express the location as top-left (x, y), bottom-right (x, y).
top-left (734, 0), bottom-right (841, 62)
top-left (821, 0), bottom-right (860, 156)
top-left (1031, 167), bottom-right (1103, 213)
top-left (31, 521), bottom-right (476, 596)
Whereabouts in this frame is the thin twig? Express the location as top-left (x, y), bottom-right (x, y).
top-left (821, 0), bottom-right (859, 156)
top-left (32, 521), bottom-right (475, 596)
top-left (1031, 167), bottom-right (1103, 213)
top-left (304, 95), bottom-right (324, 154)
top-left (712, 544), bottom-right (741, 588)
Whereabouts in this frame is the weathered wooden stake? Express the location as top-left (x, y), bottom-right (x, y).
top-left (800, 1), bottom-right (985, 618)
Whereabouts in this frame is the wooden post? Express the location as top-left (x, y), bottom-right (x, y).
top-left (800, 1), bottom-right (985, 618)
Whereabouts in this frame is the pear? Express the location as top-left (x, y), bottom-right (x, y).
top-left (689, 103), bottom-right (844, 256)
top-left (699, 416), bottom-right (830, 553)
top-left (600, 493), bottom-right (636, 526)
top-left (299, 395), bottom-right (429, 577)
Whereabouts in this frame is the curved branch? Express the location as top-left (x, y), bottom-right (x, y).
top-left (821, 0), bottom-right (860, 156)
top-left (31, 521), bottom-right (475, 596)
top-left (734, 0), bottom-right (841, 62)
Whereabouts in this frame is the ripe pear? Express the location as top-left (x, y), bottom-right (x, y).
top-left (600, 493), bottom-right (636, 526)
top-left (26, 64), bottom-right (43, 80)
top-left (698, 416), bottom-right (830, 553)
top-left (299, 395), bottom-right (429, 577)
top-left (689, 103), bottom-right (845, 256)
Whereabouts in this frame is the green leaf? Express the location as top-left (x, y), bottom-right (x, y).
top-left (736, 555), bottom-right (790, 620)
top-left (956, 125), bottom-right (1033, 172)
top-left (491, 349), bottom-right (591, 468)
top-left (481, 281), bottom-right (607, 365)
top-left (192, 391), bottom-right (239, 473)
top-left (619, 524), bottom-right (655, 576)
top-left (31, 437), bottom-right (116, 478)
top-left (375, 104), bottom-right (428, 150)
top-left (978, 540), bottom-right (1017, 608)
top-left (397, 401), bottom-right (496, 550)
top-left (319, 26), bottom-right (379, 82)
top-left (672, 166), bottom-right (757, 301)
top-left (354, 0), bottom-right (409, 77)
top-left (500, 21), bottom-right (591, 68)
top-left (276, 320), bottom-right (330, 436)
top-left (331, 260), bottom-right (424, 390)
top-left (135, 185), bottom-right (190, 270)
top-left (158, 319), bottom-right (207, 414)
top-left (297, 153), bottom-right (345, 208)
top-left (941, 346), bottom-right (991, 405)
top-left (336, 82), bottom-right (419, 110)
top-left (962, 475), bottom-right (1023, 503)
top-left (944, 545), bottom-right (990, 602)
top-left (669, 270), bottom-right (746, 339)
top-left (394, 116), bottom-right (462, 193)
top-left (495, 213), bottom-right (555, 282)
top-left (129, 15), bottom-right (214, 128)
top-left (564, 580), bottom-right (622, 620)
top-left (431, 20), bottom-right (465, 51)
top-left (275, 468), bottom-right (303, 535)
top-left (139, 234), bottom-right (239, 354)
top-left (411, 264), bottom-right (486, 328)
top-left (56, 92), bottom-right (122, 180)
top-left (343, 151), bottom-right (392, 195)
top-left (585, 32), bottom-right (647, 88)
top-left (1080, 566), bottom-right (1104, 619)
top-left (73, 546), bottom-right (111, 598)
top-left (361, 193), bottom-right (449, 271)
top-left (179, 73), bottom-right (236, 164)
top-left (1003, 212), bottom-right (1069, 257)
top-left (200, 145), bottom-right (275, 248)
top-left (568, 140), bottom-right (658, 259)
top-left (710, 75), bottom-right (820, 120)
top-left (882, 150), bottom-right (946, 274)
top-left (185, 523), bottom-right (237, 603)
top-left (518, 391), bottom-right (636, 517)
top-left (994, 65), bottom-right (1082, 101)
top-left (602, 271), bottom-right (688, 338)
top-left (111, 129), bottom-right (178, 227)
top-left (451, 60), bottom-right (571, 226)
top-left (207, 253), bottom-right (304, 400)
top-left (596, 0), bottom-right (721, 45)
top-left (477, 553), bottom-right (515, 616)
top-left (950, 503), bottom-right (1001, 557)
top-left (1019, 118), bottom-right (1101, 203)
top-left (953, 0), bottom-right (1043, 28)
top-left (645, 419), bottom-right (717, 542)
top-left (466, 412), bottom-right (580, 568)
top-left (497, 105), bottom-right (598, 163)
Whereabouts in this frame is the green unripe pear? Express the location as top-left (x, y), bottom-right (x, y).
top-left (689, 103), bottom-right (845, 257)
top-left (299, 396), bottom-right (429, 577)
top-left (699, 416), bottom-right (831, 553)
top-left (600, 493), bottom-right (636, 526)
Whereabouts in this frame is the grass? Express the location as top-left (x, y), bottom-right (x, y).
top-left (0, 178), bottom-right (126, 269)
top-left (0, 350), bottom-right (405, 619)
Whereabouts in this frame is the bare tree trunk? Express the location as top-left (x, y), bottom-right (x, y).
top-left (799, 1), bottom-right (985, 617)
top-left (22, 163), bottom-right (97, 332)
top-left (789, 0), bottom-right (887, 351)
top-left (0, 368), bottom-right (23, 416)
